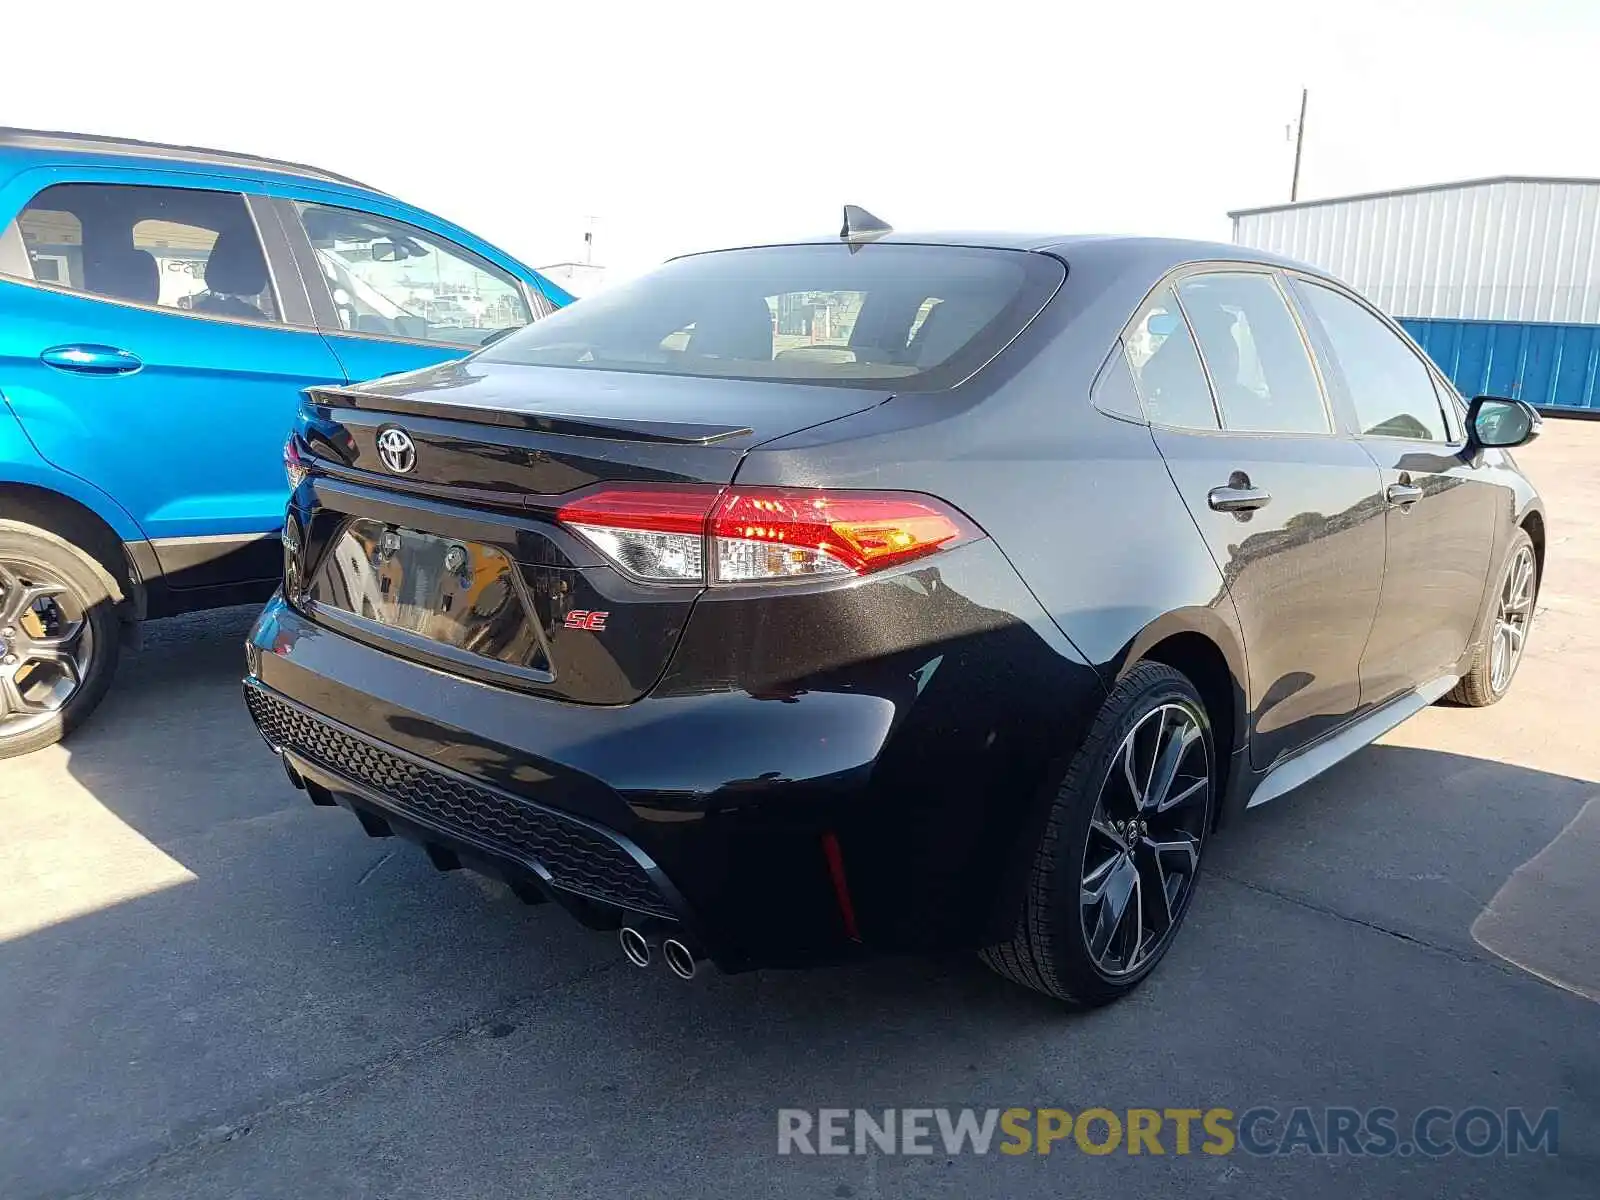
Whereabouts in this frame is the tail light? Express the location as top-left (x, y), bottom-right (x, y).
top-left (710, 490), bottom-right (970, 581)
top-left (557, 486), bottom-right (714, 584)
top-left (284, 435), bottom-right (311, 490)
top-left (556, 485), bottom-right (976, 586)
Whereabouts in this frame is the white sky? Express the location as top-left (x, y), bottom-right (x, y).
top-left (7, 0), bottom-right (1598, 278)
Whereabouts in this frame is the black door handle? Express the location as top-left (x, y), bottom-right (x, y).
top-left (1207, 485), bottom-right (1272, 513)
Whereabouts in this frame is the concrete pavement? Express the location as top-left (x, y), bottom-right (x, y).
top-left (2, 423), bottom-right (1597, 1199)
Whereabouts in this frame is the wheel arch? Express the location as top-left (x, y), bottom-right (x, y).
top-left (980, 606), bottom-right (1247, 947)
top-left (0, 482), bottom-right (139, 616)
top-left (1116, 610), bottom-right (1248, 819)
top-left (1118, 611), bottom-right (1245, 741)
top-left (1519, 506), bottom-right (1545, 585)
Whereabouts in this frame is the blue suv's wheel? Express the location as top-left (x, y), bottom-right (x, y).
top-left (0, 521), bottom-right (121, 759)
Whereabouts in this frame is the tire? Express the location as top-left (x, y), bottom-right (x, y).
top-left (0, 519), bottom-right (123, 759)
top-left (1445, 528), bottom-right (1537, 708)
top-left (981, 661), bottom-right (1217, 1007)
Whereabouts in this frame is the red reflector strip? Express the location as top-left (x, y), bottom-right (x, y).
top-left (821, 830), bottom-right (862, 942)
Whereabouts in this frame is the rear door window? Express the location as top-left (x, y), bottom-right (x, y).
top-left (12, 205), bottom-right (82, 286)
top-left (1177, 272), bottom-right (1330, 435)
top-left (2, 183), bottom-right (279, 321)
top-left (482, 243), bottom-right (1065, 391)
top-left (1123, 286), bottom-right (1219, 429)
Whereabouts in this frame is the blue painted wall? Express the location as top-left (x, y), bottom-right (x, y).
top-left (1401, 316), bottom-right (1600, 413)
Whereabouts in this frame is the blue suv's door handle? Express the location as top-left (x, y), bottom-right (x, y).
top-left (40, 344), bottom-right (143, 375)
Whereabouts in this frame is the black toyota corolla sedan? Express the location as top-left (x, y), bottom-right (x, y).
top-left (245, 215), bottom-right (1545, 1006)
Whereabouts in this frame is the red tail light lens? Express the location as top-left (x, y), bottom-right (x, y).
top-left (556, 486), bottom-right (721, 584)
top-left (283, 435), bottom-right (310, 490)
top-left (556, 485), bottom-right (975, 586)
top-left (710, 489), bottom-right (969, 581)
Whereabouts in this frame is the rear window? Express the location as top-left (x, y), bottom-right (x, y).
top-left (480, 243), bottom-right (1064, 390)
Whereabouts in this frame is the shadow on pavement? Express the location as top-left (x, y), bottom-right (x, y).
top-left (0, 606), bottom-right (1595, 1199)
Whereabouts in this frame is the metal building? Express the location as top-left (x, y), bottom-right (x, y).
top-left (1231, 177), bottom-right (1600, 412)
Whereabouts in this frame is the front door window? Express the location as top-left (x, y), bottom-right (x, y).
top-left (294, 202), bottom-right (530, 347)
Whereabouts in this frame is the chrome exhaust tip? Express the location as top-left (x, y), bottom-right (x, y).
top-left (619, 926), bottom-right (654, 968)
top-left (662, 938), bottom-right (699, 981)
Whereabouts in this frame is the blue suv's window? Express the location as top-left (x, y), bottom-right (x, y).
top-left (3, 184), bottom-right (280, 322)
top-left (294, 202), bottom-right (529, 347)
top-left (11, 204), bottom-right (81, 286)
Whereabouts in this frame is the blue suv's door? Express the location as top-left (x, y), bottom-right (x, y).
top-left (0, 169), bottom-right (346, 589)
top-left (264, 188), bottom-right (564, 386)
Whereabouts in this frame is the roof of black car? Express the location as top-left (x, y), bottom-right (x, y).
top-left (699, 231), bottom-right (1305, 270)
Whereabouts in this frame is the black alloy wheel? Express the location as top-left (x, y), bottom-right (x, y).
top-left (983, 661), bottom-right (1216, 1006)
top-left (1080, 699), bottom-right (1211, 978)
top-left (1489, 542), bottom-right (1536, 695)
top-left (1446, 528), bottom-right (1538, 708)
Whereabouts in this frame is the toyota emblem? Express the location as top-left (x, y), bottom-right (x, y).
top-left (375, 426), bottom-right (417, 474)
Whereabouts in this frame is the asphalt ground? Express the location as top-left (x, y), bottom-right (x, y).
top-left (3, 422), bottom-right (1597, 1199)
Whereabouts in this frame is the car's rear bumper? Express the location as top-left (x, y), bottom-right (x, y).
top-left (244, 682), bottom-right (691, 920)
top-left (243, 542), bottom-right (1104, 970)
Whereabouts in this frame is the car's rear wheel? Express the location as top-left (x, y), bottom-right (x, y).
top-left (982, 661), bottom-right (1216, 1007)
top-left (0, 521), bottom-right (122, 760)
top-left (1445, 529), bottom-right (1538, 708)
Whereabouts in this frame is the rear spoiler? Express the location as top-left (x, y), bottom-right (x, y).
top-left (303, 386), bottom-right (754, 446)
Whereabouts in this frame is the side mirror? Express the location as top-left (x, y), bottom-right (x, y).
top-left (1467, 396), bottom-right (1542, 449)
top-left (369, 240), bottom-right (403, 263)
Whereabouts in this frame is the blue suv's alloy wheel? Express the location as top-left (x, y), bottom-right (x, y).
top-left (0, 523), bottom-right (121, 759)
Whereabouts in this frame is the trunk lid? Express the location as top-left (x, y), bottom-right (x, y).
top-left (294, 359), bottom-right (891, 705)
top-left (304, 358), bottom-right (889, 496)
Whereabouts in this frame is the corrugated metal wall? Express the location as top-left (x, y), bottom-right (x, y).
top-left (1401, 317), bottom-right (1600, 412)
top-left (1233, 179), bottom-right (1600, 323)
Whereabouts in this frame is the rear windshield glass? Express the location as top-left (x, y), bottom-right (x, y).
top-left (480, 243), bottom-right (1064, 390)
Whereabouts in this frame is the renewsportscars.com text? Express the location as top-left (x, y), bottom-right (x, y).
top-left (777, 1106), bottom-right (1559, 1158)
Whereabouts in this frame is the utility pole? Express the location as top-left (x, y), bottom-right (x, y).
top-left (1290, 88), bottom-right (1308, 203)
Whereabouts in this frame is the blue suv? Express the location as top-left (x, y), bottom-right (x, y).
top-left (0, 128), bottom-right (571, 756)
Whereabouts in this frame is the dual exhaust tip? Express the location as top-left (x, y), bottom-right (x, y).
top-left (620, 925), bottom-right (699, 980)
